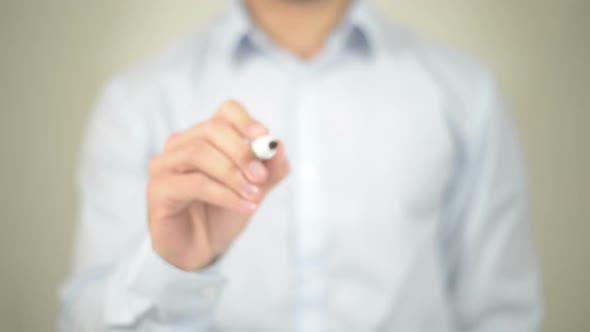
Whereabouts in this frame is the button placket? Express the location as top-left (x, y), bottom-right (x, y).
top-left (288, 66), bottom-right (326, 332)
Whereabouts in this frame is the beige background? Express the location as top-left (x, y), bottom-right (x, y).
top-left (0, 1), bottom-right (588, 331)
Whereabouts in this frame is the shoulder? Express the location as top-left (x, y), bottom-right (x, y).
top-left (379, 20), bottom-right (501, 137)
top-left (382, 20), bottom-right (495, 98)
top-left (88, 14), bottom-right (227, 146)
top-left (102, 16), bottom-right (223, 102)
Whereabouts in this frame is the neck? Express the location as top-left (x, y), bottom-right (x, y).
top-left (245, 0), bottom-right (352, 59)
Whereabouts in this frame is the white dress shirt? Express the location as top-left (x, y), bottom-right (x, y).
top-left (60, 1), bottom-right (542, 331)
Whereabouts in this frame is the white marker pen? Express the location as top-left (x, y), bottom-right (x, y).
top-left (251, 135), bottom-right (278, 160)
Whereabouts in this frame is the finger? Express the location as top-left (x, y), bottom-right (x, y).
top-left (168, 120), bottom-right (270, 184)
top-left (151, 140), bottom-right (262, 200)
top-left (150, 172), bottom-right (258, 215)
top-left (213, 99), bottom-right (269, 140)
top-left (162, 131), bottom-right (185, 152)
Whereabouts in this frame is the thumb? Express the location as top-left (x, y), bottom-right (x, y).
top-left (263, 140), bottom-right (290, 190)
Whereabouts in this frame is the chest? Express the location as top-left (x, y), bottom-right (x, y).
top-left (168, 60), bottom-right (455, 225)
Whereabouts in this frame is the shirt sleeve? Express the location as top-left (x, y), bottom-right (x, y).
top-left (59, 78), bottom-right (224, 332)
top-left (439, 71), bottom-right (543, 332)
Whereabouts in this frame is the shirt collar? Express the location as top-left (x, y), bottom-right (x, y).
top-left (219, 0), bottom-right (383, 64)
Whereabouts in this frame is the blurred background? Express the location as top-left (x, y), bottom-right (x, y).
top-left (0, 0), bottom-right (588, 331)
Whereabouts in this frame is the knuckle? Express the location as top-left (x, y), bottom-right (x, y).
top-left (165, 134), bottom-right (175, 143)
top-left (217, 99), bottom-right (245, 119)
top-left (146, 181), bottom-right (156, 198)
top-left (220, 99), bottom-right (242, 112)
top-left (201, 120), bottom-right (224, 138)
top-left (148, 155), bottom-right (162, 175)
top-left (198, 121), bottom-right (214, 137)
top-left (194, 121), bottom-right (210, 137)
top-left (211, 116), bottom-right (229, 126)
top-left (190, 140), bottom-right (212, 164)
top-left (147, 179), bottom-right (165, 201)
top-left (164, 133), bottom-right (179, 150)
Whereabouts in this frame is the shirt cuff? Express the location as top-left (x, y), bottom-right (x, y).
top-left (105, 236), bottom-right (225, 326)
top-left (127, 237), bottom-right (224, 300)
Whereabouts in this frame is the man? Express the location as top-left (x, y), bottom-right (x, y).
top-left (60, 0), bottom-right (542, 331)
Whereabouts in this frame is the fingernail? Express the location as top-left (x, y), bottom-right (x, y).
top-left (248, 124), bottom-right (267, 138)
top-left (248, 160), bottom-right (268, 180)
top-left (243, 183), bottom-right (260, 198)
top-left (240, 200), bottom-right (257, 212)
